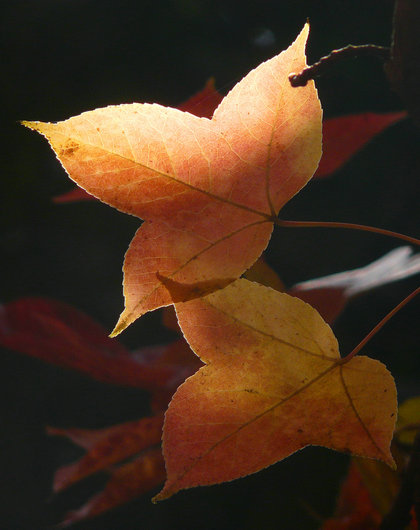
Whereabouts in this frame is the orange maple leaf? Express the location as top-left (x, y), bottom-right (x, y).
top-left (22, 24), bottom-right (322, 335)
top-left (155, 279), bottom-right (397, 501)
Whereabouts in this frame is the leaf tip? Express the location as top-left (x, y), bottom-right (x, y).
top-left (20, 119), bottom-right (53, 139)
top-left (20, 120), bottom-right (37, 130)
top-left (109, 325), bottom-right (123, 338)
top-left (151, 484), bottom-right (172, 503)
top-left (109, 319), bottom-right (126, 338)
top-left (388, 456), bottom-right (397, 471)
top-left (301, 19), bottom-right (310, 42)
top-left (110, 307), bottom-right (136, 337)
top-left (151, 493), bottom-right (161, 503)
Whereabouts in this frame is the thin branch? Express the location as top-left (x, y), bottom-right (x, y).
top-left (276, 219), bottom-right (420, 247)
top-left (289, 44), bottom-right (390, 87)
top-left (342, 287), bottom-right (419, 363)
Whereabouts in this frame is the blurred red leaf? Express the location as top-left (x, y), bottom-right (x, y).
top-left (48, 415), bottom-right (164, 492)
top-left (315, 111), bottom-right (406, 177)
top-left (25, 313), bottom-right (200, 524)
top-left (177, 77), bottom-right (223, 118)
top-left (46, 336), bottom-right (200, 525)
top-left (53, 187), bottom-right (93, 203)
top-left (142, 339), bottom-right (203, 413)
top-left (0, 297), bottom-right (175, 389)
top-left (58, 448), bottom-right (166, 527)
top-left (322, 462), bottom-right (382, 529)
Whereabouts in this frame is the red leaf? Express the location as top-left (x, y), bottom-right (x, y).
top-left (0, 297), bottom-right (174, 389)
top-left (53, 187), bottom-right (93, 203)
top-left (58, 448), bottom-right (165, 527)
top-left (315, 111), bottom-right (406, 178)
top-left (141, 338), bottom-right (203, 413)
top-left (177, 77), bottom-right (223, 118)
top-left (48, 415), bottom-right (164, 492)
top-left (322, 462), bottom-right (382, 529)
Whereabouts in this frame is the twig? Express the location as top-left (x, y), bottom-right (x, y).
top-left (341, 287), bottom-right (419, 363)
top-left (289, 44), bottom-right (390, 87)
top-left (276, 219), bottom-right (420, 247)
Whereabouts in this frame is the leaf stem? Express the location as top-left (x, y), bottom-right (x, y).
top-left (276, 219), bottom-right (420, 247)
top-left (341, 286), bottom-right (419, 363)
top-left (289, 44), bottom-right (390, 87)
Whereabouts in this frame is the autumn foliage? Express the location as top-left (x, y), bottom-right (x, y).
top-left (7, 19), bottom-right (418, 528)
top-left (24, 25), bottom-right (323, 337)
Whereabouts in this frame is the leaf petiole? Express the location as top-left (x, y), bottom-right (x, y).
top-left (341, 286), bottom-right (419, 363)
top-left (275, 219), bottom-right (420, 247)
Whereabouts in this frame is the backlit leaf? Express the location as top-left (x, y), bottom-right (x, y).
top-left (23, 24), bottom-right (322, 335)
top-left (52, 78), bottom-right (224, 203)
top-left (155, 279), bottom-right (397, 501)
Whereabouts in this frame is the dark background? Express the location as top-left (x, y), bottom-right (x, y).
top-left (1, 1), bottom-right (418, 529)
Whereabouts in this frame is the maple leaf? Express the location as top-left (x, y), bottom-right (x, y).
top-left (48, 415), bottom-right (164, 493)
top-left (324, 397), bottom-right (420, 530)
top-left (58, 448), bottom-right (165, 527)
top-left (155, 279), bottom-right (397, 501)
top-left (52, 78), bottom-right (225, 204)
top-left (322, 462), bottom-right (382, 529)
top-left (44, 338), bottom-right (201, 525)
top-left (0, 297), bottom-right (176, 389)
top-left (51, 109), bottom-right (406, 203)
top-left (22, 23), bottom-right (322, 335)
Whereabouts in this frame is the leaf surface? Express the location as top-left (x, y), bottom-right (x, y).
top-left (53, 79), bottom-right (224, 203)
top-left (156, 279), bottom-right (397, 500)
top-left (23, 24), bottom-right (322, 335)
